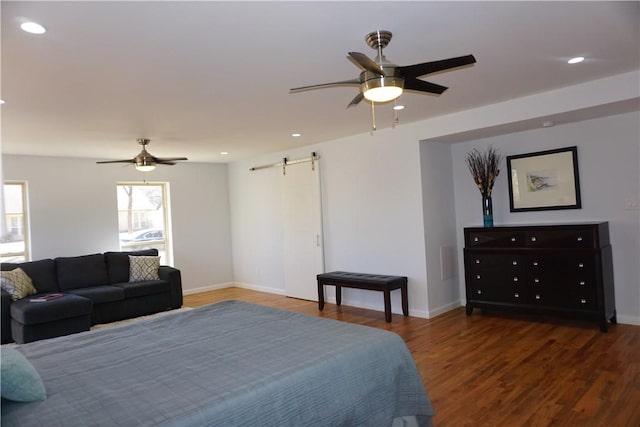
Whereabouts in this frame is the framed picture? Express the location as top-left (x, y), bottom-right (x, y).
top-left (506, 146), bottom-right (581, 212)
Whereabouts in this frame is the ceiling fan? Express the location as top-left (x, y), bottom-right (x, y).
top-left (96, 138), bottom-right (188, 172)
top-left (290, 30), bottom-right (476, 109)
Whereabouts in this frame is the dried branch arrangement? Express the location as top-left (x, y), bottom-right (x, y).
top-left (465, 146), bottom-right (502, 197)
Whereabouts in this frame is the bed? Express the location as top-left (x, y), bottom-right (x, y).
top-left (2, 300), bottom-right (434, 426)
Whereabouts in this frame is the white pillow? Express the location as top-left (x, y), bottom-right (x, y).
top-left (129, 255), bottom-right (160, 282)
top-left (0, 268), bottom-right (37, 301)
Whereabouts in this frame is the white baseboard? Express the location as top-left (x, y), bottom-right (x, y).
top-left (182, 282), bottom-right (287, 297)
top-left (427, 300), bottom-right (463, 318)
top-left (617, 314), bottom-right (640, 326)
top-left (234, 282), bottom-right (286, 295)
top-left (182, 282), bottom-right (234, 295)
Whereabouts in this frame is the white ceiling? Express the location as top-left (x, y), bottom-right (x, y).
top-left (2, 1), bottom-right (639, 163)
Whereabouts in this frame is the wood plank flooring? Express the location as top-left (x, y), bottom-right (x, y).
top-left (184, 287), bottom-right (640, 427)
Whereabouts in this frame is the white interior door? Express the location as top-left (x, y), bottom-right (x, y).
top-left (281, 162), bottom-right (324, 301)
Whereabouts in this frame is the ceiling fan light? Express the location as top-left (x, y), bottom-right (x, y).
top-left (363, 76), bottom-right (403, 103)
top-left (135, 156), bottom-right (156, 172)
top-left (135, 164), bottom-right (156, 172)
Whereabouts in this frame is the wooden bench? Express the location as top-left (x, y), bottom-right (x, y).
top-left (316, 271), bottom-right (408, 322)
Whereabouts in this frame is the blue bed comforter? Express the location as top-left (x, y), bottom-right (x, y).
top-left (2, 300), bottom-right (434, 426)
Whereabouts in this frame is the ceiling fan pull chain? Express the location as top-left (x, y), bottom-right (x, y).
top-left (371, 101), bottom-right (377, 133)
top-left (392, 100), bottom-right (399, 128)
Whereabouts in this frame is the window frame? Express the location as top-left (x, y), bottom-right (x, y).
top-left (1, 181), bottom-right (31, 262)
top-left (116, 181), bottom-right (173, 265)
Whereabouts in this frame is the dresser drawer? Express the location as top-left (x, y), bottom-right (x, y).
top-left (466, 230), bottom-right (525, 248)
top-left (524, 229), bottom-right (596, 248)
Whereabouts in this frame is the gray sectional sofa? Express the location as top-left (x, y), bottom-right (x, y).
top-left (1, 249), bottom-right (182, 344)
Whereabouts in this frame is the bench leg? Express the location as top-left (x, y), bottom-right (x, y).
top-left (317, 282), bottom-right (325, 311)
top-left (384, 290), bottom-right (392, 322)
top-left (401, 284), bottom-right (409, 317)
top-left (336, 286), bottom-right (342, 306)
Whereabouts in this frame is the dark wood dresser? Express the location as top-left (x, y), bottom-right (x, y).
top-left (463, 223), bottom-right (616, 331)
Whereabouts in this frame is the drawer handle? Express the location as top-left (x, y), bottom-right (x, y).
top-left (514, 293), bottom-right (520, 298)
top-left (473, 237), bottom-right (479, 242)
top-left (578, 263), bottom-right (584, 268)
top-left (534, 278), bottom-right (540, 283)
top-left (510, 237), bottom-right (516, 242)
top-left (535, 295), bottom-right (541, 300)
top-left (577, 236), bottom-right (583, 242)
top-left (512, 260), bottom-right (518, 266)
top-left (477, 290), bottom-right (482, 295)
top-left (513, 277), bottom-right (519, 282)
top-left (475, 259), bottom-right (480, 264)
top-left (581, 298), bottom-right (587, 304)
top-left (531, 236), bottom-right (537, 242)
top-left (476, 274), bottom-right (481, 280)
top-left (579, 281), bottom-right (586, 286)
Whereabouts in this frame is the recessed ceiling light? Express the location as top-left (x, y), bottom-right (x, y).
top-left (393, 105), bottom-right (405, 111)
top-left (568, 56), bottom-right (584, 64)
top-left (0, 100), bottom-right (5, 105)
top-left (220, 151), bottom-right (228, 155)
top-left (20, 22), bottom-right (46, 35)
top-left (291, 133), bottom-right (301, 137)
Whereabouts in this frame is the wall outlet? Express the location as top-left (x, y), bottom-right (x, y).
top-left (624, 196), bottom-right (639, 210)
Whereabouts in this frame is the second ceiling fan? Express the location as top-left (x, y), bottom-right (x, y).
top-left (96, 138), bottom-right (188, 172)
top-left (290, 30), bottom-right (476, 108)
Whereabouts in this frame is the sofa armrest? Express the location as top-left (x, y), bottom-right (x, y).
top-left (158, 266), bottom-right (183, 309)
top-left (2, 289), bottom-right (13, 343)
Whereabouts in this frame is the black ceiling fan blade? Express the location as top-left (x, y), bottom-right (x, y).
top-left (290, 79), bottom-right (360, 92)
top-left (156, 157), bottom-right (188, 162)
top-left (347, 92), bottom-right (364, 108)
top-left (348, 52), bottom-right (383, 74)
top-left (404, 78), bottom-right (448, 95)
top-left (398, 54), bottom-right (476, 78)
top-left (96, 159), bottom-right (135, 164)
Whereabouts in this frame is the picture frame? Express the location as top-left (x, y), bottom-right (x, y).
top-left (506, 146), bottom-right (581, 212)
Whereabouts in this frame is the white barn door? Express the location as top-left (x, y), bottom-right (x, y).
top-left (281, 161), bottom-right (324, 301)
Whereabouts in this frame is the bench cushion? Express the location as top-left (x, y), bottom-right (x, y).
top-left (113, 280), bottom-right (170, 298)
top-left (317, 271), bottom-right (406, 288)
top-left (66, 286), bottom-right (125, 304)
top-left (11, 294), bottom-right (92, 325)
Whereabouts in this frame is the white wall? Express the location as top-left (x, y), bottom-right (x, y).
top-left (229, 125), bottom-right (431, 317)
top-left (1, 155), bottom-right (233, 292)
top-left (450, 111), bottom-right (640, 324)
top-left (419, 141), bottom-right (460, 315)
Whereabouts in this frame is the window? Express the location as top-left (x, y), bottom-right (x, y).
top-left (1, 182), bottom-right (30, 262)
top-left (117, 183), bottom-right (172, 265)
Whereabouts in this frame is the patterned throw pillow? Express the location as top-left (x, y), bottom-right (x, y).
top-left (0, 268), bottom-right (37, 301)
top-left (129, 255), bottom-right (160, 282)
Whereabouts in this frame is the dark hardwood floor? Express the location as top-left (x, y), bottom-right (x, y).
top-left (184, 287), bottom-right (640, 427)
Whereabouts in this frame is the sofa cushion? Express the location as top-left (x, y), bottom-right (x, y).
top-left (113, 280), bottom-right (170, 298)
top-left (0, 347), bottom-right (46, 402)
top-left (0, 268), bottom-right (37, 301)
top-left (66, 285), bottom-right (125, 304)
top-left (2, 259), bottom-right (59, 293)
top-left (55, 254), bottom-right (109, 291)
top-left (11, 294), bottom-right (92, 325)
top-left (105, 249), bottom-right (159, 284)
top-left (129, 256), bottom-right (160, 282)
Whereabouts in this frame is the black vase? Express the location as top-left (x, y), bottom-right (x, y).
top-left (482, 195), bottom-right (494, 227)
